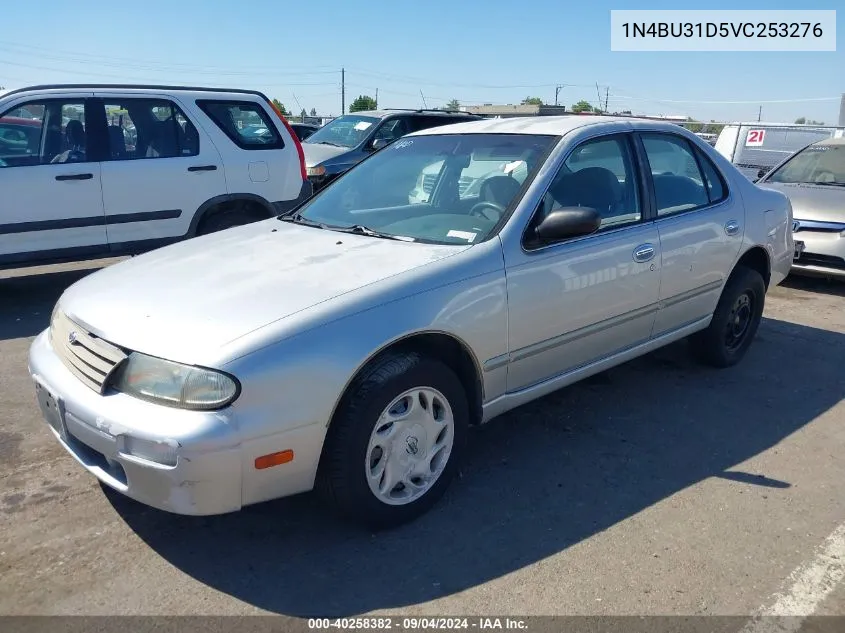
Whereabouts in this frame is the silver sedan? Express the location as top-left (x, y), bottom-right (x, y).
top-left (757, 137), bottom-right (845, 279)
top-left (28, 116), bottom-right (795, 528)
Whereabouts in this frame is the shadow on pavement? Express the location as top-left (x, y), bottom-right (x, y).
top-left (0, 267), bottom-right (104, 341)
top-left (105, 315), bottom-right (845, 617)
top-left (781, 273), bottom-right (845, 298)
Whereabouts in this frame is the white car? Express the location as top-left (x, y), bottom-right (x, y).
top-left (0, 84), bottom-right (311, 269)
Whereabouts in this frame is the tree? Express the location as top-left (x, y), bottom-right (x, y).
top-left (570, 100), bottom-right (593, 113)
top-left (271, 99), bottom-right (290, 116)
top-left (300, 108), bottom-right (307, 121)
top-left (522, 96), bottom-right (544, 106)
top-left (445, 98), bottom-right (460, 110)
top-left (310, 107), bottom-right (317, 116)
top-left (349, 95), bottom-right (377, 112)
top-left (795, 117), bottom-right (824, 125)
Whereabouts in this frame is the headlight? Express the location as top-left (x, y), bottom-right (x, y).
top-left (112, 353), bottom-right (239, 411)
top-left (307, 165), bottom-right (326, 177)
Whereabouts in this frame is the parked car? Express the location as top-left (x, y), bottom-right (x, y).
top-left (757, 137), bottom-right (845, 278)
top-left (29, 116), bottom-right (793, 528)
top-left (302, 108), bottom-right (482, 192)
top-left (0, 84), bottom-right (310, 269)
top-left (713, 122), bottom-right (844, 181)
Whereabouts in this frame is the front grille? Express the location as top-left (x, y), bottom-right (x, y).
top-left (796, 252), bottom-right (845, 271)
top-left (50, 311), bottom-right (127, 393)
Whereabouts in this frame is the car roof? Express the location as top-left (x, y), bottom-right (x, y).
top-left (407, 115), bottom-right (683, 137)
top-left (2, 84), bottom-right (269, 100)
top-left (339, 109), bottom-right (481, 119)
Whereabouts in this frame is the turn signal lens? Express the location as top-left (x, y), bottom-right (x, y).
top-left (255, 450), bottom-right (294, 470)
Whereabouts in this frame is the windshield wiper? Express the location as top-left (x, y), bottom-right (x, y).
top-left (314, 141), bottom-right (343, 147)
top-left (278, 212), bottom-right (327, 228)
top-left (329, 224), bottom-right (416, 241)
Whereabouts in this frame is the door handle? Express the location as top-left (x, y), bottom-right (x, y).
top-left (633, 243), bottom-right (656, 263)
top-left (188, 165), bottom-right (218, 172)
top-left (724, 220), bottom-right (741, 236)
top-left (55, 173), bottom-right (93, 181)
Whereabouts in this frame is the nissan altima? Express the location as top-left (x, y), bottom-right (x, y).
top-left (29, 115), bottom-right (794, 528)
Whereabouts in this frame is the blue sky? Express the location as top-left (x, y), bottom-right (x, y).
top-left (1, 0), bottom-right (842, 124)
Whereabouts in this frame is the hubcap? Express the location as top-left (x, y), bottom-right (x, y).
top-left (725, 292), bottom-right (753, 352)
top-left (365, 387), bottom-right (455, 506)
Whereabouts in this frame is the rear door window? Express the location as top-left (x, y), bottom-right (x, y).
top-left (197, 100), bottom-right (284, 150)
top-left (102, 99), bottom-right (199, 160)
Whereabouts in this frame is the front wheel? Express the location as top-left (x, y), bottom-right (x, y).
top-left (318, 352), bottom-right (469, 529)
top-left (689, 265), bottom-right (766, 368)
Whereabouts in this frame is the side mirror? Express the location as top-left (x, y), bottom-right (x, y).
top-left (756, 167), bottom-right (769, 181)
top-left (535, 207), bottom-right (602, 243)
top-left (368, 137), bottom-right (392, 152)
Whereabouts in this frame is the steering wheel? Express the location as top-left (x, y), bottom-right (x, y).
top-left (469, 200), bottom-right (505, 222)
top-left (814, 170), bottom-right (837, 184)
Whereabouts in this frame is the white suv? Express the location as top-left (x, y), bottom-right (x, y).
top-left (0, 84), bottom-right (311, 269)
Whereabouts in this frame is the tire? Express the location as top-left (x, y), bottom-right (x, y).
top-left (689, 265), bottom-right (766, 368)
top-left (318, 352), bottom-right (469, 530)
top-left (196, 206), bottom-right (264, 236)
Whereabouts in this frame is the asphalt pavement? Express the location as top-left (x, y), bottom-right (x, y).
top-left (1, 260), bottom-right (843, 624)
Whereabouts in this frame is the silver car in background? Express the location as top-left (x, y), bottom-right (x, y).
top-left (29, 116), bottom-right (794, 529)
top-left (757, 137), bottom-right (845, 279)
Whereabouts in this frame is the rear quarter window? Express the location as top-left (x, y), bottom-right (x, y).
top-left (196, 100), bottom-right (285, 150)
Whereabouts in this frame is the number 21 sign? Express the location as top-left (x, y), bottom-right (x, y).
top-left (746, 129), bottom-right (766, 147)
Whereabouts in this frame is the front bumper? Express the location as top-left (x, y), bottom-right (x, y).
top-left (791, 222), bottom-right (845, 279)
top-left (28, 329), bottom-right (243, 516)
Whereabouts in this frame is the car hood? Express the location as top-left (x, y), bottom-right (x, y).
top-left (759, 182), bottom-right (845, 222)
top-left (301, 142), bottom-right (351, 167)
top-left (58, 220), bottom-right (468, 365)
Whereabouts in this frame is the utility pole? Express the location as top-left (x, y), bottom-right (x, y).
top-left (757, 105), bottom-right (762, 122)
top-left (604, 87), bottom-right (610, 113)
top-left (375, 88), bottom-right (378, 109)
top-left (420, 90), bottom-right (428, 109)
top-left (555, 84), bottom-right (563, 106)
top-left (595, 83), bottom-right (603, 113)
top-left (341, 67), bottom-right (345, 115)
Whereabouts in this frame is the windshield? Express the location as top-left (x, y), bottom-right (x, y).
top-left (767, 143), bottom-right (845, 186)
top-left (304, 114), bottom-right (379, 149)
top-left (291, 133), bottom-right (557, 245)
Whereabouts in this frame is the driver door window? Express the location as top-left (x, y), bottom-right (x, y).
top-left (373, 118), bottom-right (411, 144)
top-left (0, 100), bottom-right (88, 168)
top-left (537, 135), bottom-right (641, 234)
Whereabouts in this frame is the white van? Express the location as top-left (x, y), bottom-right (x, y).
top-left (714, 122), bottom-right (844, 181)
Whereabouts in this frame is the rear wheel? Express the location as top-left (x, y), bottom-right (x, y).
top-left (319, 352), bottom-right (468, 529)
top-left (689, 266), bottom-right (766, 368)
top-left (196, 205), bottom-right (265, 235)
